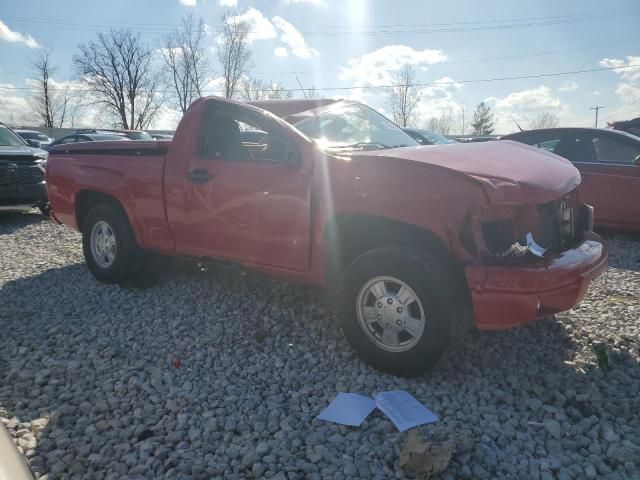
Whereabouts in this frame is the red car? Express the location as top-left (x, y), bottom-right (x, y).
top-left (46, 97), bottom-right (607, 376)
top-left (501, 127), bottom-right (640, 233)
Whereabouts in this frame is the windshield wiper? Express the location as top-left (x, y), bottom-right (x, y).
top-left (329, 142), bottom-right (391, 150)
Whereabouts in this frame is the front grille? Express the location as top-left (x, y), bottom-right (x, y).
top-left (0, 163), bottom-right (44, 186)
top-left (537, 189), bottom-right (585, 251)
top-left (0, 154), bottom-right (42, 162)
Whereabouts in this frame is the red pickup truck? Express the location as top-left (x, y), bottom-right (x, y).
top-left (47, 97), bottom-right (607, 376)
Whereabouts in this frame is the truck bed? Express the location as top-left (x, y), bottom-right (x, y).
top-left (47, 140), bottom-right (175, 252)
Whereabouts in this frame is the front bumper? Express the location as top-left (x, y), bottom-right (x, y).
top-left (0, 182), bottom-right (48, 207)
top-left (466, 233), bottom-right (607, 330)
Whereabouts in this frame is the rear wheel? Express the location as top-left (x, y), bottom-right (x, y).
top-left (337, 246), bottom-right (469, 377)
top-left (82, 204), bottom-right (145, 284)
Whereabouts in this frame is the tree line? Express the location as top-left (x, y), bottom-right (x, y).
top-left (28, 12), bottom-right (301, 130)
top-left (28, 13), bottom-right (560, 133)
top-left (386, 64), bottom-right (560, 136)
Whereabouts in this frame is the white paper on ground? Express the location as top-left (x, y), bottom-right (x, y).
top-left (316, 393), bottom-right (377, 427)
top-left (374, 390), bottom-right (439, 432)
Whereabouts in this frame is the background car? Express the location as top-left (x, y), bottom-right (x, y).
top-left (150, 133), bottom-right (173, 140)
top-left (402, 128), bottom-right (457, 145)
top-left (76, 128), bottom-right (153, 140)
top-left (15, 129), bottom-right (53, 148)
top-left (0, 122), bottom-right (49, 214)
top-left (43, 132), bottom-right (130, 151)
top-left (501, 127), bottom-right (640, 233)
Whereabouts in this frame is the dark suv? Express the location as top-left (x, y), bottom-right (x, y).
top-left (0, 123), bottom-right (49, 213)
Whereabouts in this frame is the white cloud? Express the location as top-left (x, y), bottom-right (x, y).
top-left (600, 56), bottom-right (640, 83)
top-left (274, 46), bottom-right (288, 57)
top-left (487, 86), bottom-right (567, 133)
top-left (219, 0), bottom-right (238, 6)
top-left (179, 0), bottom-right (197, 6)
top-left (284, 0), bottom-right (327, 6)
top-left (558, 80), bottom-right (578, 92)
top-left (150, 106), bottom-right (183, 130)
top-left (228, 8), bottom-right (277, 43)
top-left (414, 78), bottom-right (464, 128)
top-left (0, 83), bottom-right (32, 125)
top-left (0, 19), bottom-right (39, 48)
top-left (615, 83), bottom-right (640, 103)
top-left (339, 45), bottom-right (447, 87)
top-left (598, 56), bottom-right (640, 113)
top-left (272, 16), bottom-right (318, 58)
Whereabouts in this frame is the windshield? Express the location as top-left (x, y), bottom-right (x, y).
top-left (0, 125), bottom-right (27, 147)
top-left (18, 131), bottom-right (50, 142)
top-left (294, 102), bottom-right (418, 150)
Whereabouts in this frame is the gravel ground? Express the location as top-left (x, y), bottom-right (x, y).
top-left (1, 210), bottom-right (639, 480)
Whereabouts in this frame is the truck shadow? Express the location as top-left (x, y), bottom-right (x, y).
top-left (1, 263), bottom-right (638, 478)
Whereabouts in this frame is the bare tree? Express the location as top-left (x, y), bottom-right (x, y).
top-left (425, 112), bottom-right (454, 135)
top-left (471, 101), bottom-right (495, 136)
top-left (161, 14), bottom-right (211, 114)
top-left (386, 65), bottom-right (421, 128)
top-left (242, 78), bottom-right (292, 101)
top-left (30, 48), bottom-right (69, 128)
top-left (530, 112), bottom-right (559, 130)
top-left (302, 85), bottom-right (320, 99)
top-left (73, 30), bottom-right (163, 129)
top-left (218, 13), bottom-right (253, 99)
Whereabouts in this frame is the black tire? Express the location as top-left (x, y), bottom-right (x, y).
top-left (337, 246), bottom-right (470, 377)
top-left (82, 204), bottom-right (145, 285)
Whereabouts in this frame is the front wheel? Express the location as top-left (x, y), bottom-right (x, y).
top-left (337, 246), bottom-right (469, 377)
top-left (82, 204), bottom-right (145, 284)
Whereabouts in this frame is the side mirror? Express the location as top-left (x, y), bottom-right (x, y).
top-left (26, 139), bottom-right (41, 148)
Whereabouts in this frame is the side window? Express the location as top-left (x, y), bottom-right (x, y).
top-left (58, 136), bottom-right (77, 144)
top-left (198, 103), bottom-right (290, 162)
top-left (536, 138), bottom-right (561, 153)
top-left (552, 135), bottom-right (595, 163)
top-left (513, 132), bottom-right (562, 152)
top-left (591, 135), bottom-right (640, 165)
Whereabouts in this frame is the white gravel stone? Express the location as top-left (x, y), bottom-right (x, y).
top-left (1, 211), bottom-right (639, 479)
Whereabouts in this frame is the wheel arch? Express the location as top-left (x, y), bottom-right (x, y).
top-left (75, 190), bottom-right (143, 246)
top-left (322, 213), bottom-right (469, 297)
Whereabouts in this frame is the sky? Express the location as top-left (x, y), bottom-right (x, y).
top-left (0, 0), bottom-right (639, 133)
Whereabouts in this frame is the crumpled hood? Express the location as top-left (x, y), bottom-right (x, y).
top-left (357, 140), bottom-right (580, 205)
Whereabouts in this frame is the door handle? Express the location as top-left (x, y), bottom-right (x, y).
top-left (187, 168), bottom-right (213, 184)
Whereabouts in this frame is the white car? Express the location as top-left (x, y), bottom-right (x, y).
top-left (15, 130), bottom-right (54, 148)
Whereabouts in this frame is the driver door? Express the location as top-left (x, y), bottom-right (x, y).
top-left (165, 100), bottom-right (313, 271)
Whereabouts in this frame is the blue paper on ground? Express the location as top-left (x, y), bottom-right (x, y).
top-left (316, 393), bottom-right (377, 426)
top-left (375, 390), bottom-right (439, 432)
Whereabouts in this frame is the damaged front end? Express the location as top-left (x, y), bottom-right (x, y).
top-left (461, 188), bottom-right (595, 263)
top-left (461, 187), bottom-right (606, 330)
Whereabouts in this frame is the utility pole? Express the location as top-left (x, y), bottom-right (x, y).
top-left (590, 106), bottom-right (604, 127)
top-left (460, 102), bottom-right (466, 135)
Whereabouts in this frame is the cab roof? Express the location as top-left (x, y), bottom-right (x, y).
top-left (248, 99), bottom-right (341, 121)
